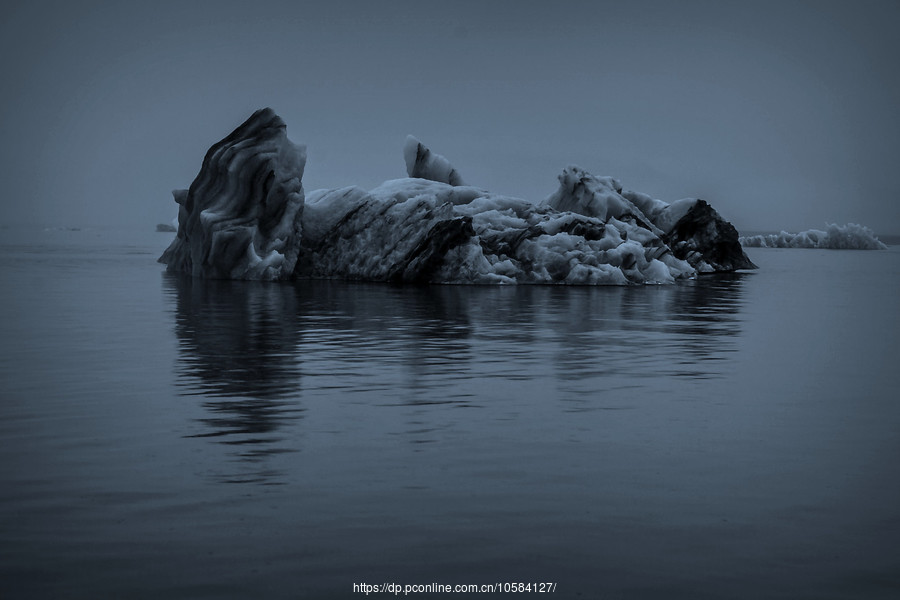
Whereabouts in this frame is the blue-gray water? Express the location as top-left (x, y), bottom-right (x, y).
top-left (1, 228), bottom-right (898, 599)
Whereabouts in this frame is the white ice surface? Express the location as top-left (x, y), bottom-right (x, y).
top-left (298, 176), bottom-right (697, 285)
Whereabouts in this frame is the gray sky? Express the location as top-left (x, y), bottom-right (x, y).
top-left (1, 0), bottom-right (898, 233)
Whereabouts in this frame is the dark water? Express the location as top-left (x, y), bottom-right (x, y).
top-left (1, 228), bottom-right (899, 599)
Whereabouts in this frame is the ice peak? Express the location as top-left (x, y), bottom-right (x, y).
top-left (403, 135), bottom-right (465, 186)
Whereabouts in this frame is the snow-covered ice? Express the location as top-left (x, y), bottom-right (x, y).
top-left (740, 224), bottom-right (887, 250)
top-left (160, 108), bottom-right (756, 283)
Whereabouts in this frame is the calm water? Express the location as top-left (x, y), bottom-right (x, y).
top-left (1, 228), bottom-right (898, 599)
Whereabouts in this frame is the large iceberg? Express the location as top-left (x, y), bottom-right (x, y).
top-left (160, 108), bottom-right (756, 283)
top-left (739, 224), bottom-right (888, 250)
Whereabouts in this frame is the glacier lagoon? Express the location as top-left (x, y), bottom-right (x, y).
top-left (1, 227), bottom-right (899, 599)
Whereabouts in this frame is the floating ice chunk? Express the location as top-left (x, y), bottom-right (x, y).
top-left (740, 224), bottom-right (888, 249)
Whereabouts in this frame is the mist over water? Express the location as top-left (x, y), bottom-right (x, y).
top-left (1, 229), bottom-right (899, 598)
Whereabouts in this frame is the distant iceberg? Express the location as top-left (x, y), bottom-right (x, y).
top-left (156, 213), bottom-right (179, 233)
top-left (159, 108), bottom-right (756, 283)
top-left (740, 224), bottom-right (887, 250)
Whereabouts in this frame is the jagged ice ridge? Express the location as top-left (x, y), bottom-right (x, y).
top-left (160, 108), bottom-right (756, 283)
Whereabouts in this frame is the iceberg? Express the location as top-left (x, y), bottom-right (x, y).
top-left (740, 224), bottom-right (887, 250)
top-left (159, 108), bottom-right (756, 283)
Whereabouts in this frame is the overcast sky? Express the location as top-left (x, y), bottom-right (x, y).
top-left (1, 0), bottom-right (898, 233)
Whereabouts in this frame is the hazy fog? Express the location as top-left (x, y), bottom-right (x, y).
top-left (1, 0), bottom-right (898, 234)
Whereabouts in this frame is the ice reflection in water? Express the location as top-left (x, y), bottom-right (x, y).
top-left (165, 274), bottom-right (306, 484)
top-left (166, 273), bottom-right (748, 483)
top-left (542, 273), bottom-right (747, 410)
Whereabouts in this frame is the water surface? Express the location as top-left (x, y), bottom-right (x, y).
top-left (1, 228), bottom-right (898, 598)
